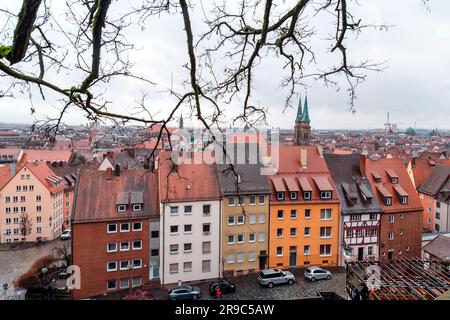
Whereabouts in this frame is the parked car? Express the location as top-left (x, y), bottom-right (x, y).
top-left (304, 267), bottom-right (332, 282)
top-left (209, 279), bottom-right (236, 296)
top-left (168, 285), bottom-right (201, 300)
top-left (258, 269), bottom-right (296, 288)
top-left (60, 229), bottom-right (71, 240)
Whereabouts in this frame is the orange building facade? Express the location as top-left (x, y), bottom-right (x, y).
top-left (268, 146), bottom-right (340, 268)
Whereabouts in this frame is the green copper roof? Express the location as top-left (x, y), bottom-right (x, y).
top-left (405, 127), bottom-right (416, 134)
top-left (300, 95), bottom-right (310, 122)
top-left (296, 96), bottom-right (303, 121)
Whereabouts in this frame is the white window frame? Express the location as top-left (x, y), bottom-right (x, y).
top-left (237, 233), bottom-right (244, 244)
top-left (184, 243), bottom-right (192, 253)
top-left (132, 204), bottom-right (142, 212)
top-left (249, 195), bottom-right (256, 205)
top-left (132, 222), bottom-right (142, 231)
top-left (120, 241), bottom-right (130, 251)
top-left (228, 196), bottom-right (235, 206)
top-left (227, 253), bottom-right (234, 264)
top-left (170, 225), bottom-right (179, 235)
top-left (132, 240), bottom-right (142, 250)
top-left (117, 205), bottom-right (127, 212)
top-left (258, 214), bottom-right (265, 224)
top-left (237, 215), bottom-right (245, 225)
top-left (132, 259), bottom-right (142, 269)
top-left (249, 214), bottom-right (256, 225)
top-left (248, 251), bottom-right (256, 262)
top-left (320, 244), bottom-right (332, 257)
top-left (228, 215), bottom-right (235, 226)
top-left (107, 261), bottom-right (117, 272)
top-left (290, 192), bottom-right (297, 200)
top-left (320, 191), bottom-right (332, 199)
top-left (276, 247), bottom-right (283, 257)
top-left (276, 192), bottom-right (285, 201)
top-left (120, 223), bottom-right (130, 232)
top-left (258, 232), bottom-right (265, 242)
top-left (120, 260), bottom-right (130, 271)
top-left (184, 224), bottom-right (193, 234)
top-left (248, 233), bottom-right (256, 243)
top-left (258, 195), bottom-right (265, 205)
top-left (227, 234), bottom-right (235, 244)
top-left (107, 243), bottom-right (117, 252)
top-left (107, 224), bottom-right (117, 233)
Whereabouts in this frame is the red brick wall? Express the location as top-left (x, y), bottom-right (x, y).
top-left (379, 210), bottom-right (422, 262)
top-left (72, 219), bottom-right (150, 299)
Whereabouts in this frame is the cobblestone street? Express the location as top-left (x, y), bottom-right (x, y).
top-left (0, 239), bottom-right (69, 300)
top-left (151, 267), bottom-right (347, 300)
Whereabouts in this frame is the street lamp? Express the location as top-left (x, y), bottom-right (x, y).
top-left (221, 257), bottom-right (225, 279)
top-left (2, 283), bottom-right (8, 300)
top-left (41, 267), bottom-right (48, 300)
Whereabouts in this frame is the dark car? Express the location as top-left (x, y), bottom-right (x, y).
top-left (209, 279), bottom-right (236, 296)
top-left (168, 285), bottom-right (201, 300)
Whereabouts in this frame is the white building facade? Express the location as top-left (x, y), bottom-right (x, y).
top-left (160, 199), bottom-right (221, 285)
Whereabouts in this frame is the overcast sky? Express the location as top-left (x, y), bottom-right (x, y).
top-left (0, 0), bottom-right (449, 130)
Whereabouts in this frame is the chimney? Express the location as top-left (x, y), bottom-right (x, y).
top-left (360, 154), bottom-right (367, 176)
top-left (106, 167), bottom-right (113, 180)
top-left (300, 148), bottom-right (307, 169)
top-left (317, 146), bottom-right (324, 158)
top-left (114, 164), bottom-right (120, 177)
top-left (10, 162), bottom-right (16, 177)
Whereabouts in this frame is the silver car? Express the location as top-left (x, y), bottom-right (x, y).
top-left (258, 269), bottom-right (296, 288)
top-left (168, 285), bottom-right (201, 300)
top-left (304, 267), bottom-right (332, 282)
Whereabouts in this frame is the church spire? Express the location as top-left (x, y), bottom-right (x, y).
top-left (179, 113), bottom-right (184, 129)
top-left (296, 95), bottom-right (303, 122)
top-left (300, 95), bottom-right (310, 122)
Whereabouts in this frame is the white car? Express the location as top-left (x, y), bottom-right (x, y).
top-left (304, 267), bottom-right (332, 282)
top-left (60, 229), bottom-right (71, 240)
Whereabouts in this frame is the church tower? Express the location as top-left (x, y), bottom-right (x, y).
top-left (294, 95), bottom-right (311, 146)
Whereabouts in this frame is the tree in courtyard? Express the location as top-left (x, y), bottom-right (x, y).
top-left (19, 213), bottom-right (32, 242)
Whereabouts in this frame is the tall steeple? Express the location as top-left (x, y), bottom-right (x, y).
top-left (300, 95), bottom-right (310, 121)
top-left (294, 94), bottom-right (312, 146)
top-left (179, 113), bottom-right (184, 129)
top-left (296, 96), bottom-right (303, 122)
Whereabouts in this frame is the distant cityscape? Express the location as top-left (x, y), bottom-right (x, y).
top-left (0, 96), bottom-right (449, 301)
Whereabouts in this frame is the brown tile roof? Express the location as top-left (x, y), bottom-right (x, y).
top-left (364, 157), bottom-right (423, 213)
top-left (418, 164), bottom-right (450, 196)
top-left (411, 158), bottom-right (450, 188)
top-left (73, 169), bottom-right (159, 223)
top-left (325, 154), bottom-right (383, 215)
top-left (158, 151), bottom-right (222, 203)
top-left (423, 235), bottom-right (450, 262)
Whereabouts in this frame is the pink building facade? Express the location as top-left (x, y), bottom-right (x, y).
top-left (0, 163), bottom-right (65, 243)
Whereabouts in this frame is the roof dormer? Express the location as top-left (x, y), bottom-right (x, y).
top-left (385, 169), bottom-right (398, 184)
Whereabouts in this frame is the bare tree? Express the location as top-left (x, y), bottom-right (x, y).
top-left (19, 212), bottom-right (32, 241)
top-left (0, 0), bottom-right (410, 137)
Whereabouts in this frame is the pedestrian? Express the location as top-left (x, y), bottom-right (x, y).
top-left (215, 287), bottom-right (222, 300)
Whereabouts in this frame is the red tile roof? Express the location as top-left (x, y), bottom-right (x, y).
top-left (364, 157), bottom-right (423, 213)
top-left (0, 165), bottom-right (12, 191)
top-left (158, 151), bottom-right (222, 203)
top-left (73, 169), bottom-right (159, 223)
top-left (269, 146), bottom-right (339, 203)
top-left (21, 150), bottom-right (73, 163)
top-left (24, 162), bottom-right (66, 194)
top-left (412, 158), bottom-right (450, 188)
